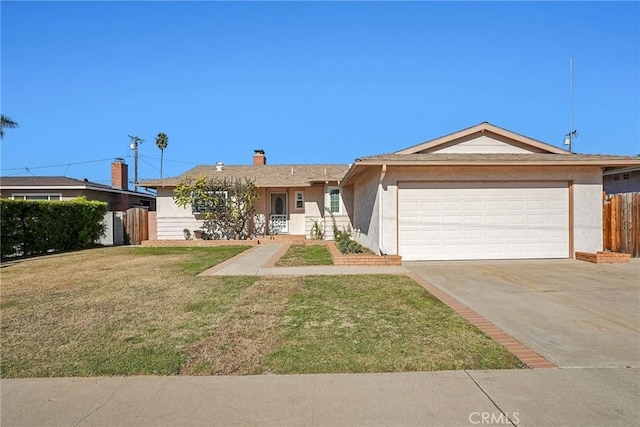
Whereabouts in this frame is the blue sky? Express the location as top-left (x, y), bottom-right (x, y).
top-left (2, 1), bottom-right (638, 187)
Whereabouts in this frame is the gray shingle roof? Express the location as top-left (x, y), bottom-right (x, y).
top-left (0, 176), bottom-right (106, 187)
top-left (0, 176), bottom-right (154, 197)
top-left (355, 153), bottom-right (640, 165)
top-left (139, 164), bottom-right (351, 188)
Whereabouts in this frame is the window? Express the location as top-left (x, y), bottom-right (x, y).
top-left (295, 191), bottom-right (304, 210)
top-left (191, 191), bottom-right (227, 214)
top-left (623, 173), bottom-right (631, 180)
top-left (328, 187), bottom-right (341, 214)
top-left (11, 194), bottom-right (61, 201)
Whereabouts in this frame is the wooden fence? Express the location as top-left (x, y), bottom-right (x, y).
top-left (603, 192), bottom-right (639, 257)
top-left (124, 207), bottom-right (149, 245)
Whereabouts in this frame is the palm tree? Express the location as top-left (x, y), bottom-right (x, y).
top-left (155, 132), bottom-right (169, 178)
top-left (1, 114), bottom-right (19, 138)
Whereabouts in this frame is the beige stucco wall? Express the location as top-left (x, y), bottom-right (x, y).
top-left (350, 166), bottom-right (383, 254)
top-left (351, 165), bottom-right (603, 257)
top-left (427, 135), bottom-right (547, 154)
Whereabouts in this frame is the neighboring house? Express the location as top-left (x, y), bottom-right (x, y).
top-left (139, 150), bottom-right (350, 240)
top-left (0, 159), bottom-right (156, 211)
top-left (140, 122), bottom-right (640, 261)
top-left (341, 122), bottom-right (639, 261)
top-left (603, 166), bottom-right (640, 194)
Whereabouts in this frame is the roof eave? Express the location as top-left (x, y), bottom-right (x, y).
top-left (1, 184), bottom-right (155, 197)
top-left (352, 159), bottom-right (640, 167)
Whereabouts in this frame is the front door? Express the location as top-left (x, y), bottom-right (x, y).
top-left (269, 193), bottom-right (288, 234)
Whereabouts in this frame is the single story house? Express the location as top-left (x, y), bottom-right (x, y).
top-left (141, 123), bottom-right (640, 261)
top-left (0, 159), bottom-right (156, 211)
top-left (603, 166), bottom-right (640, 194)
top-left (139, 150), bottom-right (351, 240)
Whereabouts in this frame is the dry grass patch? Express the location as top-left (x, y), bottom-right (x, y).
top-left (0, 246), bottom-right (253, 377)
top-left (1, 247), bottom-right (523, 378)
top-left (181, 277), bottom-right (303, 375)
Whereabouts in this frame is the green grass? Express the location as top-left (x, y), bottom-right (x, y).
top-left (1, 247), bottom-right (523, 378)
top-left (130, 246), bottom-right (250, 275)
top-left (275, 244), bottom-right (333, 266)
top-left (264, 275), bottom-right (523, 373)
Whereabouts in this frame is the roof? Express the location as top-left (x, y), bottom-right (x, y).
top-left (0, 176), bottom-right (154, 197)
top-left (138, 164), bottom-right (351, 188)
top-left (396, 122), bottom-right (570, 155)
top-left (355, 153), bottom-right (640, 165)
top-left (1, 176), bottom-right (104, 187)
top-left (339, 123), bottom-right (640, 185)
top-left (342, 153), bottom-right (640, 186)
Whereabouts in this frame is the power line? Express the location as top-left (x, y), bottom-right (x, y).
top-left (1, 155), bottom-right (198, 175)
top-left (139, 156), bottom-right (161, 172)
top-left (0, 157), bottom-right (126, 172)
top-left (139, 154), bottom-right (199, 165)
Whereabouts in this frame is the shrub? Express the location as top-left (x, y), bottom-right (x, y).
top-left (309, 219), bottom-right (323, 240)
top-left (174, 176), bottom-right (258, 240)
top-left (326, 209), bottom-right (367, 254)
top-left (1, 198), bottom-right (107, 259)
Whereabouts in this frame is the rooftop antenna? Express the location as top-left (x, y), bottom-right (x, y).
top-left (563, 56), bottom-right (578, 153)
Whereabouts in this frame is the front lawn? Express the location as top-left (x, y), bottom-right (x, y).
top-left (264, 275), bottom-right (520, 373)
top-left (275, 244), bottom-right (333, 266)
top-left (0, 247), bottom-right (522, 378)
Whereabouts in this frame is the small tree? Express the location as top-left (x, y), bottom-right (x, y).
top-left (174, 176), bottom-right (259, 240)
top-left (155, 132), bottom-right (169, 178)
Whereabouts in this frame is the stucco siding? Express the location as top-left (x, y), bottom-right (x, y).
top-left (573, 181), bottom-right (603, 253)
top-left (423, 135), bottom-right (548, 154)
top-left (351, 166), bottom-right (382, 254)
top-left (368, 165), bottom-right (603, 257)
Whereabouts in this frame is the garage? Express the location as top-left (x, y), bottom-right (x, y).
top-left (398, 181), bottom-right (570, 261)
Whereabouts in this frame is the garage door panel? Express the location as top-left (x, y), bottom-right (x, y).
top-left (398, 181), bottom-right (569, 261)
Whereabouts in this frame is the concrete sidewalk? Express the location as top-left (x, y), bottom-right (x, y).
top-left (2, 368), bottom-right (637, 426)
top-left (199, 244), bottom-right (410, 276)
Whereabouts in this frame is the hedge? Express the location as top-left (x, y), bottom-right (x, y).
top-left (1, 198), bottom-right (107, 259)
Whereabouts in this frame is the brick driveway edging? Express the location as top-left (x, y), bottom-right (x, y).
top-left (406, 273), bottom-right (557, 369)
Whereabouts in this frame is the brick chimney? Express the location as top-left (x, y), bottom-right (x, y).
top-left (111, 158), bottom-right (129, 190)
top-left (253, 149), bottom-right (266, 166)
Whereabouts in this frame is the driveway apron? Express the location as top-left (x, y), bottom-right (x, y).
top-left (405, 259), bottom-right (640, 368)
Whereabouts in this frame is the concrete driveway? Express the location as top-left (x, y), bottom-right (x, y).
top-left (406, 259), bottom-right (640, 368)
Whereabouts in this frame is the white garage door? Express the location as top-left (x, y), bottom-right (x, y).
top-left (398, 181), bottom-right (569, 261)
